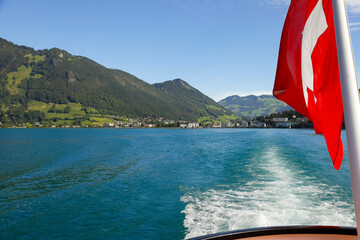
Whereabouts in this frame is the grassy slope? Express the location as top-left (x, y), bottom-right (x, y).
top-left (28, 100), bottom-right (116, 126)
top-left (5, 53), bottom-right (45, 95)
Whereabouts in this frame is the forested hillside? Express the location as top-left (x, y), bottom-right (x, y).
top-left (0, 38), bottom-right (238, 126)
top-left (218, 94), bottom-right (292, 119)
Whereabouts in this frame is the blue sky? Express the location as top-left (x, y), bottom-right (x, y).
top-left (0, 0), bottom-right (360, 101)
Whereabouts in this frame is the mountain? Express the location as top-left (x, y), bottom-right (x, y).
top-left (218, 94), bottom-right (292, 119)
top-left (0, 38), bottom-right (234, 124)
top-left (153, 79), bottom-right (233, 119)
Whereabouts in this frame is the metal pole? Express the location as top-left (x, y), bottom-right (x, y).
top-left (332, 0), bottom-right (360, 237)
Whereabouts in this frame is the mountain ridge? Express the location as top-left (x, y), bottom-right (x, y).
top-left (0, 38), bottom-right (235, 125)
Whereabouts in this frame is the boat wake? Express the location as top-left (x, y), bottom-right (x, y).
top-left (181, 147), bottom-right (355, 239)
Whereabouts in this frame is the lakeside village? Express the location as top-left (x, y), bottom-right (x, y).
top-left (0, 114), bottom-right (313, 129)
top-left (0, 102), bottom-right (312, 129)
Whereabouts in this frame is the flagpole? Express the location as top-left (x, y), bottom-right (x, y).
top-left (332, 0), bottom-right (360, 237)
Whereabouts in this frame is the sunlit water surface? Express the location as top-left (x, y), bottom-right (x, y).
top-left (0, 129), bottom-right (355, 239)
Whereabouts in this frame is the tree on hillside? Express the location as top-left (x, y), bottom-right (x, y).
top-left (7, 105), bottom-right (26, 123)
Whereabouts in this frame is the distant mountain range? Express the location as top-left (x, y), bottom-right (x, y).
top-left (218, 94), bottom-right (292, 119)
top-left (0, 38), bottom-right (233, 123)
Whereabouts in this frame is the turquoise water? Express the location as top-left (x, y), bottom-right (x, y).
top-left (0, 129), bottom-right (355, 239)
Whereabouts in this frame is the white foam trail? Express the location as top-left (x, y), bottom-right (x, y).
top-left (181, 147), bottom-right (355, 239)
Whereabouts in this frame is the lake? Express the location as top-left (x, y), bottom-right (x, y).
top-left (0, 128), bottom-right (355, 239)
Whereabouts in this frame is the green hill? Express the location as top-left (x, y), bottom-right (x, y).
top-left (0, 38), bottom-right (236, 126)
top-left (153, 79), bottom-right (233, 119)
top-left (218, 94), bottom-right (292, 119)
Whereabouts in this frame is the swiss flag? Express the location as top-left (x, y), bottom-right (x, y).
top-left (273, 0), bottom-right (344, 170)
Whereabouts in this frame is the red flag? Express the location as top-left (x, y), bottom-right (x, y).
top-left (273, 0), bottom-right (344, 170)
